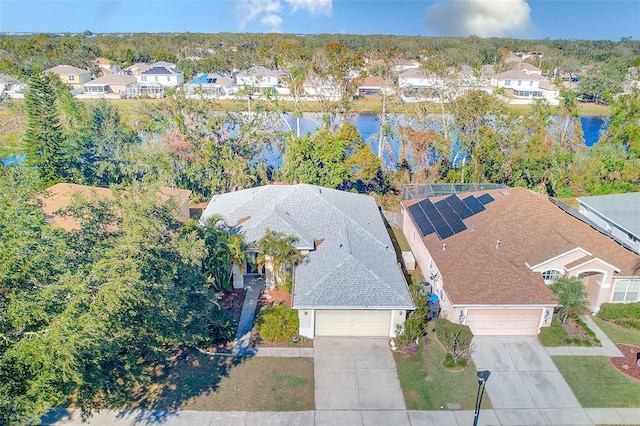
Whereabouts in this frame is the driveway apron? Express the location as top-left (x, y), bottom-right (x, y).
top-left (472, 336), bottom-right (582, 412)
top-left (314, 338), bottom-right (406, 411)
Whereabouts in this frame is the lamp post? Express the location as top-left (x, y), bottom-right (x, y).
top-left (473, 370), bottom-right (491, 426)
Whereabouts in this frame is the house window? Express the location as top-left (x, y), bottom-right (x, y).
top-left (167, 76), bottom-right (171, 82)
top-left (529, 80), bottom-right (533, 86)
top-left (505, 80), bottom-right (511, 86)
top-left (155, 76), bottom-right (158, 82)
top-left (141, 76), bottom-right (147, 82)
top-left (68, 75), bottom-right (75, 81)
top-left (612, 278), bottom-right (640, 302)
top-left (518, 80), bottom-right (522, 86)
top-left (542, 269), bottom-right (562, 284)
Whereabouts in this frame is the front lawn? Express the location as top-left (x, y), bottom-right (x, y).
top-left (592, 316), bottom-right (640, 347)
top-left (126, 349), bottom-right (314, 412)
top-left (394, 337), bottom-right (491, 410)
top-left (552, 356), bottom-right (640, 408)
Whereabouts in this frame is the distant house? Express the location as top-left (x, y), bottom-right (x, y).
top-left (491, 70), bottom-right (559, 105)
top-left (123, 62), bottom-right (152, 75)
top-left (184, 72), bottom-right (234, 97)
top-left (235, 66), bottom-right (279, 92)
top-left (201, 184), bottom-right (414, 338)
top-left (39, 183), bottom-right (191, 231)
top-left (303, 74), bottom-right (341, 101)
top-left (82, 74), bottom-right (136, 96)
top-left (576, 192), bottom-right (640, 255)
top-left (93, 57), bottom-right (120, 75)
top-left (44, 65), bottom-right (91, 89)
top-left (357, 76), bottom-right (394, 96)
top-left (402, 187), bottom-right (640, 337)
top-left (397, 68), bottom-right (443, 90)
top-left (137, 65), bottom-right (184, 88)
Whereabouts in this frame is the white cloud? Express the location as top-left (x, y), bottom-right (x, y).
top-left (425, 0), bottom-right (532, 37)
top-left (235, 0), bottom-right (332, 32)
top-left (261, 13), bottom-right (284, 31)
top-left (285, 0), bottom-right (332, 16)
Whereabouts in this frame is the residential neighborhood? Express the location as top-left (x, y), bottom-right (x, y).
top-left (1, 19), bottom-right (639, 426)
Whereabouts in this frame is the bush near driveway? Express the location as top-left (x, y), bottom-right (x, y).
top-left (433, 318), bottom-right (473, 367)
top-left (255, 304), bottom-right (299, 343)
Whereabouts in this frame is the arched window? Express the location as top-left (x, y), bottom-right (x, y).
top-left (542, 270), bottom-right (562, 284)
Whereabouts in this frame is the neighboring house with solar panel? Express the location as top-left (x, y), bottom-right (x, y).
top-left (201, 184), bottom-right (414, 338)
top-left (137, 64), bottom-right (184, 87)
top-left (401, 187), bottom-right (640, 336)
top-left (576, 192), bottom-right (640, 255)
top-left (184, 72), bottom-right (235, 97)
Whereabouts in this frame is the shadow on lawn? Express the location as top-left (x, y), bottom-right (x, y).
top-left (129, 348), bottom-right (245, 411)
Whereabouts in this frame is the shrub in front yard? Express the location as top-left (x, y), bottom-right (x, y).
top-left (433, 318), bottom-right (473, 367)
top-left (255, 304), bottom-right (299, 343)
top-left (598, 303), bottom-right (640, 329)
top-left (539, 318), bottom-right (569, 346)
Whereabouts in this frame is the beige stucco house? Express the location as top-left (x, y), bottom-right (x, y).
top-left (82, 74), bottom-right (137, 95)
top-left (201, 184), bottom-right (414, 339)
top-left (44, 65), bottom-right (92, 89)
top-left (401, 187), bottom-right (640, 336)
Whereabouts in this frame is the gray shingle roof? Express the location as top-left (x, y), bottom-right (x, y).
top-left (202, 184), bottom-right (414, 310)
top-left (577, 192), bottom-right (640, 238)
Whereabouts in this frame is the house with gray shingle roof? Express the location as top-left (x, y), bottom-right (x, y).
top-left (577, 192), bottom-right (640, 255)
top-left (201, 184), bottom-right (414, 338)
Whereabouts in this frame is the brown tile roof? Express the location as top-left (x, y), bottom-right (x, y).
top-left (39, 183), bottom-right (191, 231)
top-left (402, 187), bottom-right (640, 306)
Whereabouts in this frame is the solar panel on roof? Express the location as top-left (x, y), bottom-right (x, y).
top-left (434, 222), bottom-right (455, 239)
top-left (477, 193), bottom-right (495, 205)
top-left (462, 195), bottom-right (486, 215)
top-left (407, 203), bottom-right (434, 237)
top-left (435, 199), bottom-right (467, 236)
top-left (444, 194), bottom-right (474, 219)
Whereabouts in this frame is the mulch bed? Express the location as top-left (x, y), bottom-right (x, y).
top-left (610, 344), bottom-right (640, 381)
top-left (257, 287), bottom-right (292, 308)
top-left (221, 288), bottom-right (246, 321)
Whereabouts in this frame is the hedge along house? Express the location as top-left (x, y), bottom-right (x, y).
top-left (201, 184), bottom-right (414, 338)
top-left (401, 187), bottom-right (640, 336)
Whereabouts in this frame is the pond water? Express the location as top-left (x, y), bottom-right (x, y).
top-left (2, 116), bottom-right (608, 169)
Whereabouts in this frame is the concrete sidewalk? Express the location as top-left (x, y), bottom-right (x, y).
top-left (41, 407), bottom-right (640, 425)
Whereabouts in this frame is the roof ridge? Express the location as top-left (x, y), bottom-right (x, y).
top-left (298, 184), bottom-right (389, 252)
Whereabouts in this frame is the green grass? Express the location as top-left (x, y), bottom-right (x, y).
top-left (121, 349), bottom-right (315, 412)
top-left (592, 316), bottom-right (640, 347)
top-left (552, 356), bottom-right (640, 408)
top-left (394, 336), bottom-right (492, 410)
top-left (387, 225), bottom-right (424, 285)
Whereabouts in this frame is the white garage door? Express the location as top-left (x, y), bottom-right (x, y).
top-left (315, 310), bottom-right (391, 337)
top-left (465, 309), bottom-right (541, 336)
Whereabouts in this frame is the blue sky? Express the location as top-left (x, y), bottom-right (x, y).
top-left (1, 0), bottom-right (638, 40)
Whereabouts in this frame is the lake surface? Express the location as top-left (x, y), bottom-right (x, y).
top-left (2, 115), bottom-right (608, 168)
top-left (271, 113), bottom-right (608, 168)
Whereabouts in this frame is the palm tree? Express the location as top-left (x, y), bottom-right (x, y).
top-left (256, 227), bottom-right (304, 292)
top-left (550, 275), bottom-right (589, 324)
top-left (225, 232), bottom-right (249, 288)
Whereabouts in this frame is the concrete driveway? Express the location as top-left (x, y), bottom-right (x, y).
top-left (472, 336), bottom-right (594, 425)
top-left (314, 338), bottom-right (406, 411)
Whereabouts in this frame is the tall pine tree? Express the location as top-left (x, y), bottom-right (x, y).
top-left (24, 70), bottom-right (68, 185)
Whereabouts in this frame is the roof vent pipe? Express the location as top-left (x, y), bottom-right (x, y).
top-left (442, 243), bottom-right (447, 251)
top-left (496, 240), bottom-right (501, 249)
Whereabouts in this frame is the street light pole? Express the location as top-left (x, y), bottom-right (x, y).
top-left (473, 370), bottom-right (491, 426)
